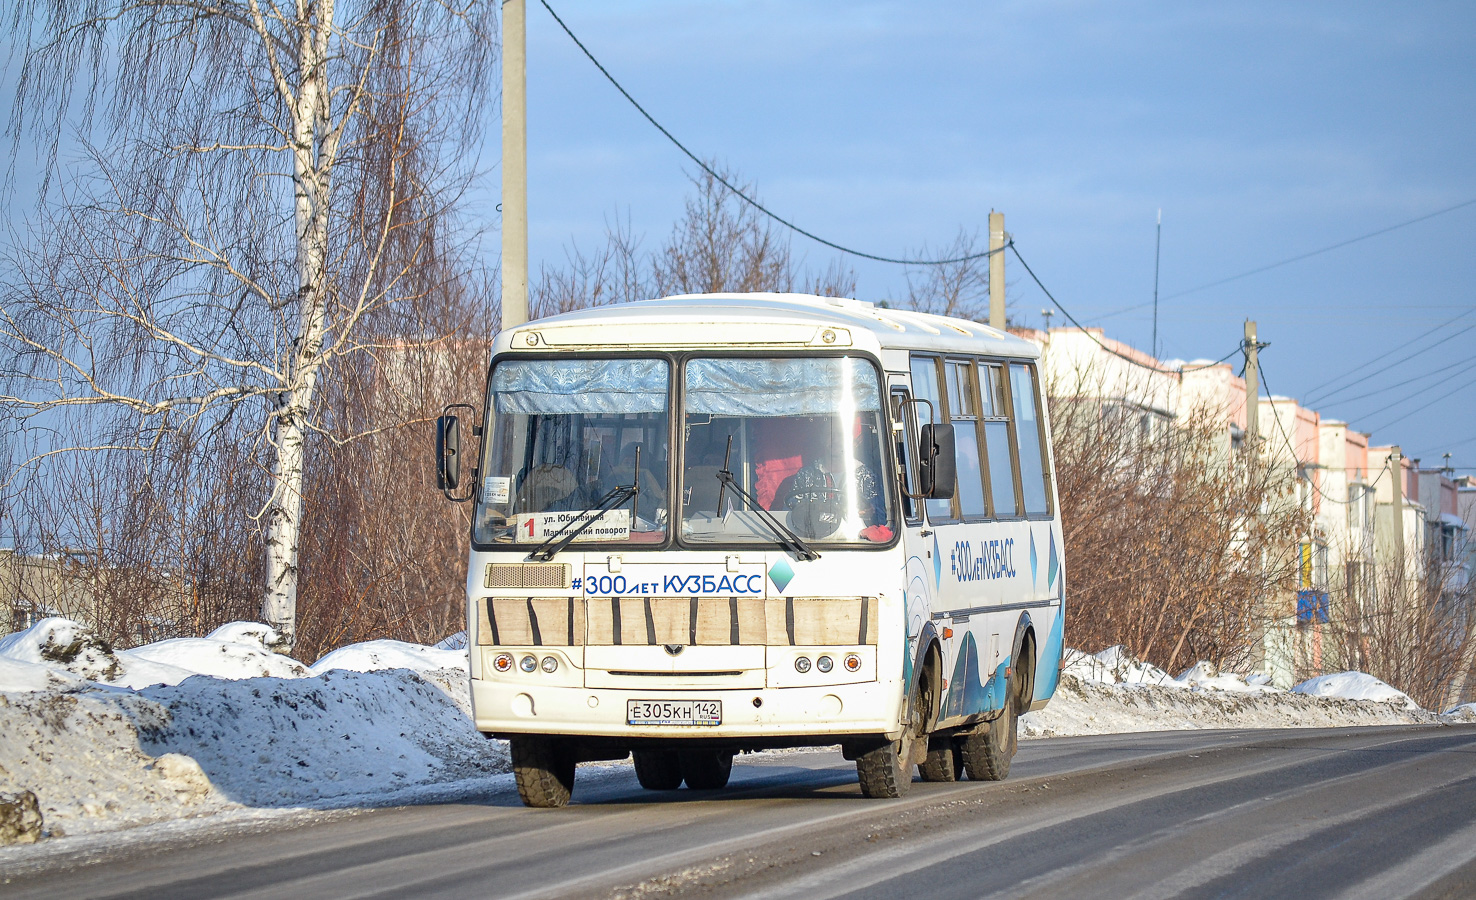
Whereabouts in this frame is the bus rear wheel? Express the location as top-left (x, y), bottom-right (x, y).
top-left (679, 749), bottom-right (735, 789)
top-left (919, 736), bottom-right (962, 782)
top-left (511, 736), bottom-right (576, 808)
top-left (962, 672), bottom-right (1019, 782)
top-left (633, 750), bottom-right (683, 790)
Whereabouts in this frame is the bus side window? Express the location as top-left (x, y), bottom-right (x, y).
top-left (909, 356), bottom-right (954, 523)
top-left (977, 362), bottom-right (1019, 517)
top-left (890, 389), bottom-right (920, 523)
top-left (1010, 363), bottom-right (1052, 515)
top-left (944, 360), bottom-right (988, 519)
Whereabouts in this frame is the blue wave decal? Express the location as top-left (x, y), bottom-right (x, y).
top-left (943, 632), bottom-right (1010, 719)
top-left (1035, 607), bottom-right (1064, 701)
top-left (1029, 531), bottom-right (1039, 590)
top-left (1048, 531), bottom-right (1060, 593)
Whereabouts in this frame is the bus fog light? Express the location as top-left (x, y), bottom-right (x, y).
top-left (817, 655), bottom-right (833, 673)
top-left (519, 655), bottom-right (537, 673)
top-left (844, 653), bottom-right (861, 672)
top-left (795, 656), bottom-right (811, 673)
top-left (541, 656), bottom-right (559, 673)
top-left (493, 653), bottom-right (513, 673)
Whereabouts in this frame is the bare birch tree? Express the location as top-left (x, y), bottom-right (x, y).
top-left (2, 0), bottom-right (494, 650)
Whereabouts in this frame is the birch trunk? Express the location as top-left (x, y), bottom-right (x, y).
top-left (261, 2), bottom-right (336, 652)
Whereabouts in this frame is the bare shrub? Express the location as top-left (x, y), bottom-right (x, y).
top-left (1050, 371), bottom-right (1307, 675)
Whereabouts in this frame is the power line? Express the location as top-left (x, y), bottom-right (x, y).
top-left (1301, 307), bottom-right (1476, 404)
top-left (537, 0), bottom-right (1003, 268)
top-left (1312, 354), bottom-right (1476, 411)
top-left (1361, 370), bottom-right (1476, 437)
top-left (1161, 197), bottom-right (1476, 301)
top-left (1010, 244), bottom-right (1239, 376)
top-left (1088, 199), bottom-right (1476, 323)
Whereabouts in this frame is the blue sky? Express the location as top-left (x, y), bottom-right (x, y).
top-left (505, 1), bottom-right (1475, 469)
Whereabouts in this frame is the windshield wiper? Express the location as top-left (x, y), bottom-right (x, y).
top-left (527, 449), bottom-right (642, 562)
top-left (712, 436), bottom-right (819, 561)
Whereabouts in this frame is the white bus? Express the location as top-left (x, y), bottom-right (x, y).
top-left (435, 293), bottom-right (1065, 807)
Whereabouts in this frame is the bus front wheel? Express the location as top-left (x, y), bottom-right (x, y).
top-left (511, 736), bottom-right (576, 808)
top-left (633, 750), bottom-right (683, 790)
top-left (680, 750), bottom-right (735, 789)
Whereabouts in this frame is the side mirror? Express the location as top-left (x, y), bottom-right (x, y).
top-left (919, 423), bottom-right (956, 500)
top-left (435, 414), bottom-right (461, 490)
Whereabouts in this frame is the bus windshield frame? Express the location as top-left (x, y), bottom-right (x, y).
top-left (471, 351), bottom-right (898, 553)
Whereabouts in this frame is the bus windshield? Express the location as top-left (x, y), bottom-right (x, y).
top-left (681, 356), bottom-right (895, 545)
top-left (475, 358), bottom-right (670, 546)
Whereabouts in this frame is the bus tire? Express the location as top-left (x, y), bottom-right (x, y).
top-left (633, 750), bottom-right (683, 790)
top-left (918, 736), bottom-right (962, 782)
top-left (962, 676), bottom-right (1018, 782)
top-left (679, 750), bottom-right (734, 789)
top-left (511, 736), bottom-right (576, 808)
top-left (857, 678), bottom-right (925, 798)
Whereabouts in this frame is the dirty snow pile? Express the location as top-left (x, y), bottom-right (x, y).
top-left (1020, 646), bottom-right (1443, 738)
top-left (0, 618), bottom-right (502, 845)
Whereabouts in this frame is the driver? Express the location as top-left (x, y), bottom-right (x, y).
top-left (776, 452), bottom-right (886, 539)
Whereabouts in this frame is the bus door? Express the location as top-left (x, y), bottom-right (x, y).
top-left (889, 375), bottom-right (933, 683)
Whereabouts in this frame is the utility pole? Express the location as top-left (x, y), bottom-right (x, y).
top-left (989, 211), bottom-right (1006, 330)
top-left (1389, 445), bottom-right (1405, 565)
top-left (501, 0), bottom-right (529, 330)
top-left (1243, 319), bottom-right (1260, 448)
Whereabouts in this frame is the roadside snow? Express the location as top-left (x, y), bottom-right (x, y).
top-left (312, 639), bottom-right (467, 677)
top-left (0, 620), bottom-right (1469, 849)
top-left (1291, 671), bottom-right (1418, 709)
top-left (1022, 646), bottom-right (1436, 738)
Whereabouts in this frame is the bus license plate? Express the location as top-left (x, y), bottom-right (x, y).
top-left (627, 699), bottom-right (722, 726)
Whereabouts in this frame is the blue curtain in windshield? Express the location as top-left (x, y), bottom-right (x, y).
top-left (492, 359), bottom-right (668, 414)
top-left (686, 358), bottom-right (881, 417)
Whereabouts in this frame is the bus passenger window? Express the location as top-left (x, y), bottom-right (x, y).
top-left (945, 361), bottom-right (987, 519)
top-left (909, 357), bottom-right (954, 522)
top-left (978, 363), bottom-right (1018, 517)
top-left (1010, 364), bottom-right (1051, 515)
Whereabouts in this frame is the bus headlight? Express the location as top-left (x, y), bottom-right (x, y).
top-left (817, 655), bottom-right (834, 673)
top-left (493, 653), bottom-right (514, 673)
top-left (519, 655), bottom-right (538, 673)
top-left (844, 653), bottom-right (862, 673)
top-left (795, 656), bottom-right (812, 673)
top-left (541, 656), bottom-right (559, 673)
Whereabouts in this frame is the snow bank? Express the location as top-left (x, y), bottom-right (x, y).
top-left (1292, 671), bottom-right (1418, 709)
top-left (135, 669), bottom-right (504, 808)
top-left (1023, 647), bottom-right (1441, 738)
top-left (0, 618), bottom-right (502, 845)
top-left (1022, 673), bottom-right (1437, 738)
top-left (312, 639), bottom-right (467, 677)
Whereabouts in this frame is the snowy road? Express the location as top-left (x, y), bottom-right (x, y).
top-left (8, 725), bottom-right (1476, 899)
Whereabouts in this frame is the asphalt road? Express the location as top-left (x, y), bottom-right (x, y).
top-left (9, 725), bottom-right (1476, 900)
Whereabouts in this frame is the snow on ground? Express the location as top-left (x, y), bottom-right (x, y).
top-left (0, 622), bottom-right (1469, 849)
top-left (1291, 671), bottom-right (1418, 708)
top-left (1022, 646), bottom-right (1436, 738)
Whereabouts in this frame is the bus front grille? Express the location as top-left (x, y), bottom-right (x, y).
top-left (484, 563), bottom-right (571, 589)
top-left (477, 596), bottom-right (877, 647)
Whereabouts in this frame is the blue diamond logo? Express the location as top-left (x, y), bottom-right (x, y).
top-left (769, 558), bottom-right (795, 593)
top-left (932, 534), bottom-right (942, 587)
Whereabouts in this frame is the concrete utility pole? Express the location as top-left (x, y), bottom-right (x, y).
top-left (989, 211), bottom-right (1006, 330)
top-left (501, 0), bottom-right (529, 330)
top-left (1389, 445), bottom-right (1405, 564)
top-left (1243, 319), bottom-right (1260, 448)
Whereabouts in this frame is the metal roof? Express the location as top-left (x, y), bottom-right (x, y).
top-left (495, 292), bottom-right (1040, 359)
